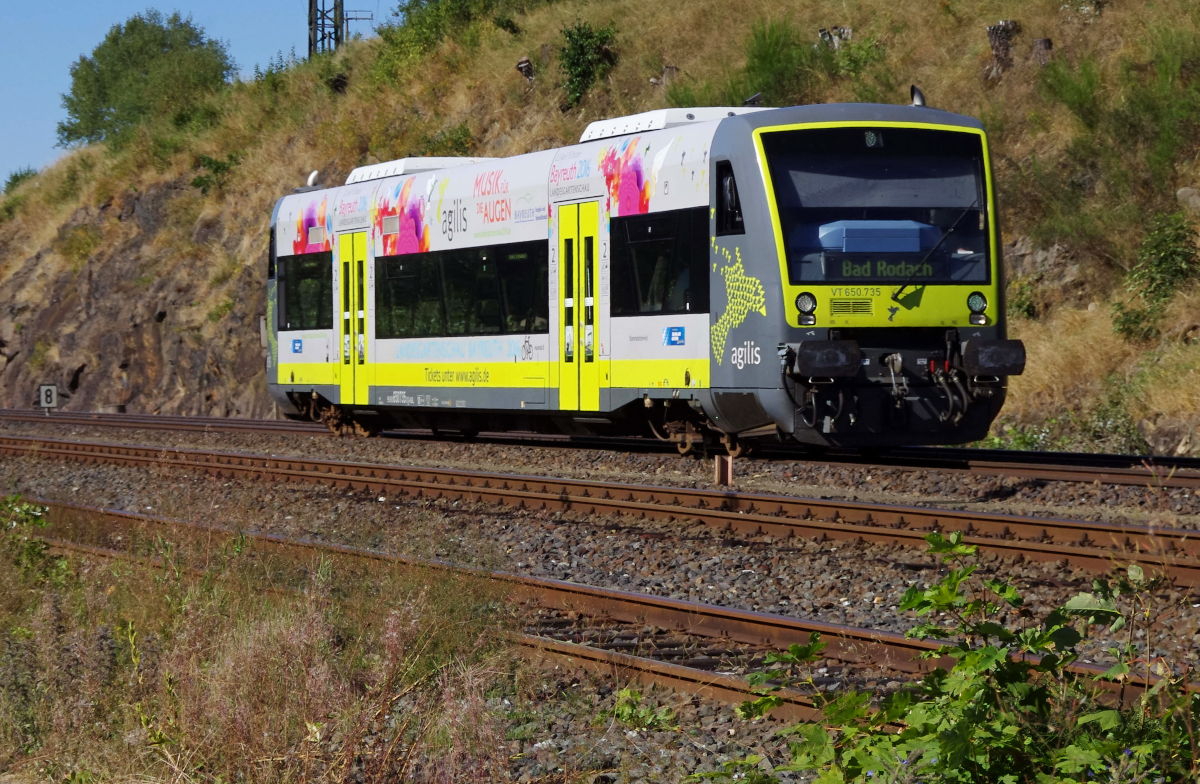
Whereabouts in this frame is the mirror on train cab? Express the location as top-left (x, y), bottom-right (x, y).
top-left (715, 161), bottom-right (744, 236)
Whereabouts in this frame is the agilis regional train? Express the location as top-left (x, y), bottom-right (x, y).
top-left (266, 99), bottom-right (1026, 454)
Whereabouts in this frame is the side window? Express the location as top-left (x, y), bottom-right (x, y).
top-left (715, 161), bottom-right (745, 236)
top-left (498, 243), bottom-right (550, 333)
top-left (611, 207), bottom-right (709, 315)
top-left (442, 249), bottom-right (502, 335)
top-left (376, 256), bottom-right (443, 339)
top-left (278, 252), bottom-right (333, 330)
top-left (267, 226), bottom-right (276, 279)
top-left (375, 240), bottom-right (550, 338)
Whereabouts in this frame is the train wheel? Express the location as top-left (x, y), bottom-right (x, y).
top-left (353, 419), bottom-right (380, 438)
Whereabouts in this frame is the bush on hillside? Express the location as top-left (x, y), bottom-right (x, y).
top-left (559, 21), bottom-right (617, 109)
top-left (57, 9), bottom-right (234, 146)
top-left (3, 167), bottom-right (36, 195)
top-left (1112, 212), bottom-right (1198, 341)
top-left (667, 18), bottom-right (884, 109)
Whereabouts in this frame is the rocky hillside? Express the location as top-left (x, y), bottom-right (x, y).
top-left (1, 0), bottom-right (1198, 449)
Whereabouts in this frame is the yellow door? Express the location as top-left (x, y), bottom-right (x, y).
top-left (558, 204), bottom-right (579, 410)
top-left (578, 201), bottom-right (600, 411)
top-left (557, 202), bottom-right (601, 412)
top-left (338, 232), bottom-right (368, 405)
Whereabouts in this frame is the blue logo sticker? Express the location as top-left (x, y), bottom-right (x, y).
top-left (662, 327), bottom-right (685, 346)
top-left (291, 339), bottom-right (303, 353)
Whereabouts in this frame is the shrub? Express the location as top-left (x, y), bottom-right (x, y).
top-left (57, 10), bottom-right (234, 146)
top-left (206, 297), bottom-right (235, 322)
top-left (1112, 212), bottom-right (1198, 341)
top-left (3, 167), bottom-right (36, 195)
top-left (668, 18), bottom-right (875, 109)
top-left (56, 224), bottom-right (102, 268)
top-left (191, 152), bottom-right (241, 195)
top-left (418, 122), bottom-right (474, 156)
top-left (1039, 58), bottom-right (1103, 129)
top-left (1127, 212), bottom-right (1199, 304)
top-left (559, 20), bottom-right (617, 108)
top-left (699, 533), bottom-right (1200, 783)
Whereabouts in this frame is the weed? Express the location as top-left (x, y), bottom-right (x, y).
top-left (206, 298), bottom-right (234, 322)
top-left (26, 341), bottom-right (50, 372)
top-left (599, 688), bottom-right (677, 731)
top-left (1006, 275), bottom-right (1038, 319)
top-left (56, 224), bottom-right (102, 269)
top-left (1127, 212), bottom-right (1199, 304)
top-left (559, 20), bottom-right (617, 109)
top-left (0, 194), bottom-right (26, 224)
top-left (418, 122), bottom-right (474, 156)
top-left (3, 166), bottom-right (36, 195)
top-left (190, 152), bottom-right (241, 195)
top-left (699, 532), bottom-right (1200, 782)
top-left (1039, 57), bottom-right (1103, 129)
top-left (1112, 213), bottom-right (1199, 341)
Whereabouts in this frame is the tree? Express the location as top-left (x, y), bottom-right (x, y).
top-left (57, 9), bottom-right (234, 146)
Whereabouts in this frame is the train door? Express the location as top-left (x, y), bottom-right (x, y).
top-left (337, 231), bottom-right (368, 404)
top-left (557, 201), bottom-right (601, 412)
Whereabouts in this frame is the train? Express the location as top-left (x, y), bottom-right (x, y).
top-left (265, 96), bottom-right (1025, 455)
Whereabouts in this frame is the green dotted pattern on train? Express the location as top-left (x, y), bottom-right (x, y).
top-left (710, 246), bottom-right (767, 365)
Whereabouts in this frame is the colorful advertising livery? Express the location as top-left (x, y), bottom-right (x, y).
top-left (268, 103), bottom-right (1024, 452)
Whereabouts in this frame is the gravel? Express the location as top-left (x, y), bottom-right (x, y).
top-left (3, 449), bottom-right (1197, 672)
top-left (2, 419), bottom-right (1198, 528)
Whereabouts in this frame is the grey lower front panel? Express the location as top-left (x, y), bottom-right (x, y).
top-left (272, 384), bottom-right (342, 406)
top-left (369, 386), bottom-right (559, 411)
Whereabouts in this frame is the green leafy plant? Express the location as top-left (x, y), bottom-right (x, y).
top-left (206, 298), bottom-right (234, 322)
top-left (696, 532), bottom-right (1200, 783)
top-left (559, 20), bottom-right (617, 109)
top-left (1112, 212), bottom-right (1198, 341)
top-left (3, 166), bottom-right (36, 194)
top-left (598, 688), bottom-right (677, 731)
top-left (191, 152), bottom-right (241, 195)
top-left (2, 495), bottom-right (65, 585)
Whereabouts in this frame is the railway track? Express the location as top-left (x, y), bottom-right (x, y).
top-left (3, 433), bottom-right (1198, 586)
top-left (33, 500), bottom-right (945, 721)
top-left (3, 408), bottom-right (1199, 490)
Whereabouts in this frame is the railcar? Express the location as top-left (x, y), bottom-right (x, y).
top-left (265, 98), bottom-right (1025, 454)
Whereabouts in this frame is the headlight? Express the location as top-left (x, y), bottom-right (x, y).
top-left (967, 292), bottom-right (987, 313)
top-left (795, 292), bottom-right (817, 314)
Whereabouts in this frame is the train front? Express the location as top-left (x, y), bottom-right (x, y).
top-left (707, 104), bottom-right (1025, 447)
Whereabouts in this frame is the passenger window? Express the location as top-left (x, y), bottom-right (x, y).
top-left (611, 207), bottom-right (709, 316)
top-left (498, 245), bottom-right (550, 333)
top-left (277, 252), bottom-right (333, 330)
top-left (375, 256), bottom-right (443, 338)
top-left (375, 240), bottom-right (550, 339)
top-left (442, 250), bottom-right (502, 335)
top-left (715, 161), bottom-right (745, 236)
top-left (267, 226), bottom-right (276, 279)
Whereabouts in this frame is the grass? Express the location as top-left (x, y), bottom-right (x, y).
top-left (0, 498), bottom-right (514, 782)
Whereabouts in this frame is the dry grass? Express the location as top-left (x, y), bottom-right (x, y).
top-left (0, 501), bottom-right (513, 782)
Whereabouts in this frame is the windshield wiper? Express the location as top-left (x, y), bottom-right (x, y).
top-left (891, 199), bottom-right (979, 303)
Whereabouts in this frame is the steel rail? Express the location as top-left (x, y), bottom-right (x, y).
top-left (31, 500), bottom-right (1166, 714)
top-left (3, 409), bottom-right (1200, 490)
top-left (34, 501), bottom-right (920, 720)
top-left (3, 434), bottom-right (1199, 586)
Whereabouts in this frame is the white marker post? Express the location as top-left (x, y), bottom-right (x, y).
top-left (38, 384), bottom-right (58, 415)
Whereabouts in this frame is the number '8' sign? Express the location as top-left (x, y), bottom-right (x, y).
top-left (39, 385), bottom-right (58, 409)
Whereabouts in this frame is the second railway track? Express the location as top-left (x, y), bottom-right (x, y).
top-left (3, 408), bottom-right (1200, 490)
top-left (3, 433), bottom-right (1199, 586)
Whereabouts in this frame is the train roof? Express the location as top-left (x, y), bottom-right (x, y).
top-left (731, 102), bottom-right (986, 132)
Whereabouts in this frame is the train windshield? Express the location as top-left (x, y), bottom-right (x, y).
top-left (761, 127), bottom-right (990, 285)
